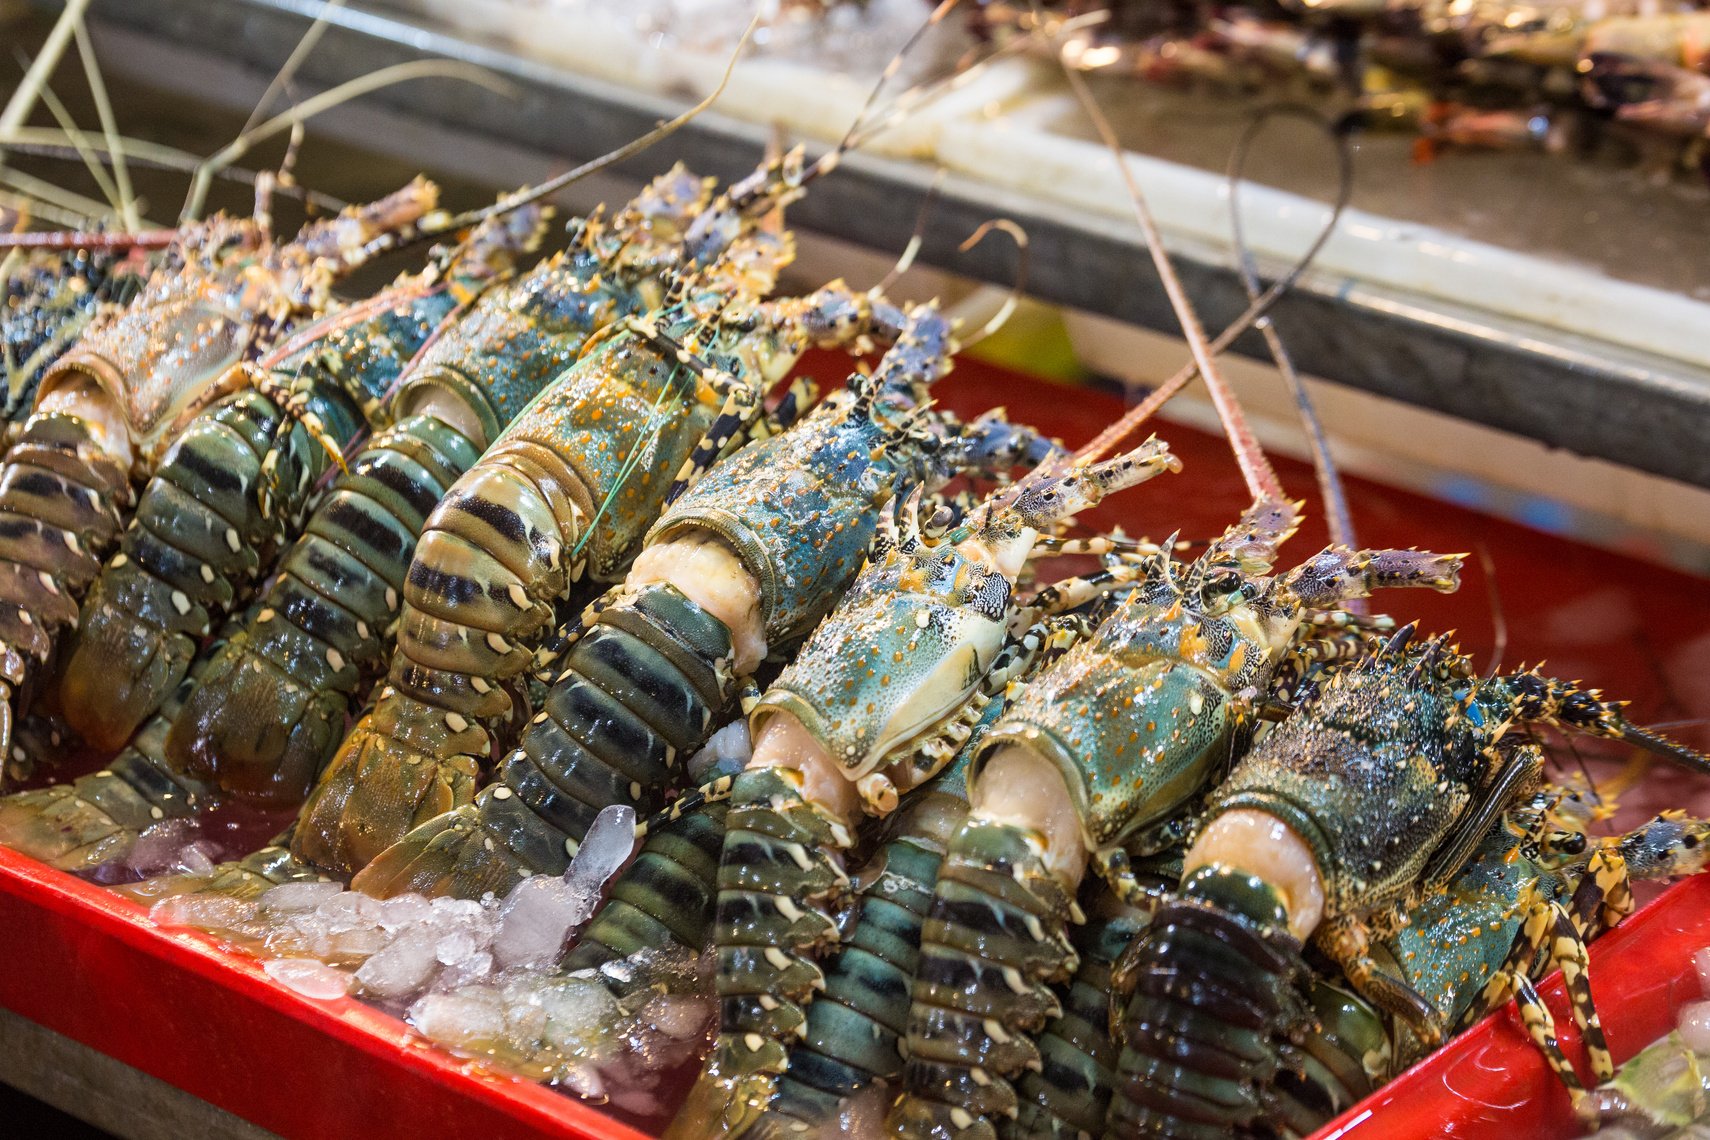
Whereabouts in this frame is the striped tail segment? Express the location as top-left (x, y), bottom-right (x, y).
top-left (60, 383), bottom-right (366, 751)
top-left (169, 414), bottom-right (484, 809)
top-left (562, 780), bottom-right (732, 977)
top-left (347, 581), bottom-right (737, 899)
top-left (0, 603), bottom-right (275, 873)
top-left (750, 794), bottom-right (962, 1140)
top-left (293, 430), bottom-right (602, 878)
top-left (112, 837), bottom-right (325, 906)
top-left (1007, 903), bottom-right (1148, 1140)
top-left (0, 411), bottom-right (133, 746)
top-left (890, 818), bottom-right (1080, 1140)
top-left (701, 765), bottom-right (854, 1127)
top-left (0, 679), bottom-right (213, 872)
top-left (1105, 867), bottom-right (1314, 1140)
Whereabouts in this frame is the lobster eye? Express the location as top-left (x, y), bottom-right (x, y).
top-left (1202, 568), bottom-right (1243, 596)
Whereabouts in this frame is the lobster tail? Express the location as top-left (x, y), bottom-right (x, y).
top-left (891, 817), bottom-right (1079, 1140)
top-left (297, 437), bottom-right (592, 873)
top-left (0, 690), bottom-right (211, 871)
top-left (0, 411), bottom-right (133, 729)
top-left (169, 415), bottom-right (483, 807)
top-left (1106, 866), bottom-right (1314, 1140)
top-left (563, 789), bottom-right (730, 976)
top-left (114, 837), bottom-right (324, 905)
top-left (1009, 903), bottom-right (1148, 1140)
top-left (348, 581), bottom-right (736, 896)
top-left (704, 765), bottom-right (853, 1126)
top-left (757, 816), bottom-right (950, 1138)
top-left (61, 386), bottom-right (364, 750)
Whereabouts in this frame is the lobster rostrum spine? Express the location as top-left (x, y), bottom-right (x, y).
top-left (889, 504), bottom-right (1461, 1140)
top-left (0, 181), bottom-right (440, 762)
top-left (347, 299), bottom-right (969, 901)
top-left (57, 211), bottom-right (546, 754)
top-left (1109, 630), bottom-right (1710, 1138)
top-left (163, 168), bottom-right (716, 808)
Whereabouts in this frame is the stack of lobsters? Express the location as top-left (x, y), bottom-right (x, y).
top-left (1, 141), bottom-right (1707, 1140)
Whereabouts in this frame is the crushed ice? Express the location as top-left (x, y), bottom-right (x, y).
top-left (100, 817), bottom-right (226, 882)
top-left (144, 804), bottom-right (708, 1113)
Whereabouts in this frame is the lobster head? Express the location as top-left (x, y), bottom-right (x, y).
top-left (752, 491), bottom-right (1013, 811)
top-left (41, 250), bottom-right (259, 468)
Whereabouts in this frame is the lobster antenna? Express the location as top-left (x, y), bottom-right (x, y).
top-left (15, 56), bottom-right (125, 223)
top-left (0, 0), bottom-right (89, 139)
top-left (759, 1), bottom-right (1082, 208)
top-left (1, 131), bottom-right (347, 210)
top-left (1477, 543), bottom-right (1509, 680)
top-left (1064, 63), bottom-right (1283, 506)
top-left (1229, 104), bottom-right (1357, 550)
top-left (956, 217), bottom-right (1029, 348)
top-left (875, 166), bottom-right (945, 293)
top-left (181, 60), bottom-right (517, 222)
top-left (437, 13), bottom-right (760, 233)
top-left (242, 0), bottom-right (347, 136)
top-left (71, 23), bottom-right (137, 231)
top-left (1071, 106), bottom-right (1355, 469)
top-left (835, 0), bottom-right (962, 155)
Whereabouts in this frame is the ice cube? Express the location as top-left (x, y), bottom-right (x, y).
top-left (328, 924), bottom-right (390, 960)
top-left (436, 950), bottom-right (494, 990)
top-left (558, 1064), bottom-right (605, 1102)
top-left (539, 977), bottom-right (621, 1050)
top-left (1680, 999), bottom-right (1710, 1054)
top-left (641, 993), bottom-right (712, 1041)
top-left (355, 932), bottom-right (439, 999)
top-left (316, 891), bottom-right (384, 929)
top-left (431, 897), bottom-right (489, 925)
top-left (126, 819), bottom-right (197, 874)
top-left (1696, 947), bottom-right (1710, 999)
top-left (377, 893), bottom-right (434, 931)
top-left (436, 929), bottom-right (482, 966)
top-left (410, 989), bottom-right (508, 1049)
top-left (260, 880), bottom-right (344, 912)
top-left (175, 842), bottom-right (218, 877)
top-left (603, 1081), bottom-right (660, 1117)
top-left (566, 804), bottom-right (636, 893)
top-left (493, 877), bottom-right (596, 969)
top-left (150, 894), bottom-right (255, 932)
top-left (264, 958), bottom-right (352, 1000)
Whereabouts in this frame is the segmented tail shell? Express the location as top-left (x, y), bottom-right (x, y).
top-left (61, 284), bottom-right (456, 750)
top-left (61, 385), bottom-right (364, 750)
top-left (0, 686), bottom-right (210, 871)
top-left (346, 581), bottom-right (735, 896)
top-left (1105, 866), bottom-right (1313, 1140)
top-left (169, 413), bottom-right (483, 807)
top-left (707, 765), bottom-right (853, 1119)
top-left (113, 839), bottom-right (324, 906)
top-left (1008, 904), bottom-right (1148, 1140)
top-left (891, 817), bottom-right (1079, 1140)
top-left (562, 789), bottom-right (729, 975)
top-left (0, 411), bottom-right (133, 752)
top-left (758, 810), bottom-right (951, 1136)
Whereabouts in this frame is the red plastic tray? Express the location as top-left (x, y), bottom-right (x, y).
top-left (1, 354), bottom-right (1706, 1138)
